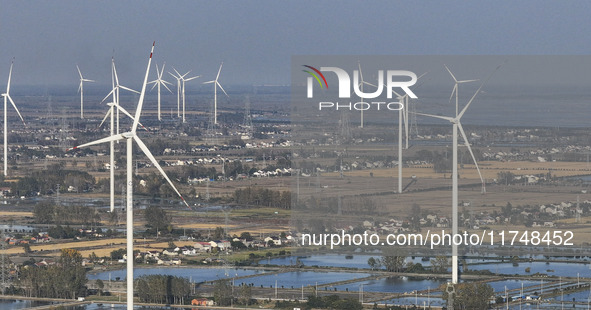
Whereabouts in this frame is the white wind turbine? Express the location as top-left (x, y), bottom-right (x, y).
top-left (76, 65), bottom-right (95, 119)
top-left (203, 62), bottom-right (228, 124)
top-left (387, 73), bottom-right (426, 193)
top-left (356, 61), bottom-right (379, 129)
top-left (101, 58), bottom-right (140, 136)
top-left (149, 63), bottom-right (173, 121)
top-left (69, 42), bottom-right (189, 310)
top-left (1, 60), bottom-right (25, 177)
top-left (396, 72), bottom-right (427, 150)
top-left (444, 64), bottom-right (485, 193)
top-left (173, 69), bottom-right (199, 123)
top-left (444, 64), bottom-right (479, 118)
top-left (168, 70), bottom-right (182, 118)
top-left (415, 64), bottom-right (500, 285)
top-left (98, 100), bottom-right (147, 213)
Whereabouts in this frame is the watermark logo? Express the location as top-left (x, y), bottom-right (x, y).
top-left (304, 65), bottom-right (418, 99)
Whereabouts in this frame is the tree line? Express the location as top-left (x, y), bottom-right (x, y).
top-left (233, 186), bottom-right (291, 209)
top-left (17, 249), bottom-right (87, 299)
top-left (136, 274), bottom-right (191, 304)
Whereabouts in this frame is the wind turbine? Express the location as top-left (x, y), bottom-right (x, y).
top-left (444, 64), bottom-right (484, 193)
top-left (101, 58), bottom-right (140, 136)
top-left (76, 65), bottom-right (95, 119)
top-left (173, 69), bottom-right (199, 123)
top-left (149, 63), bottom-right (173, 121)
top-left (397, 72), bottom-right (427, 150)
top-left (203, 62), bottom-right (228, 124)
top-left (68, 42), bottom-right (189, 310)
top-left (387, 73), bottom-right (426, 193)
top-left (98, 101), bottom-right (146, 213)
top-left (414, 64), bottom-right (501, 285)
top-left (1, 59), bottom-right (25, 176)
top-left (355, 61), bottom-right (379, 129)
top-left (168, 70), bottom-right (182, 118)
top-left (444, 64), bottom-right (478, 117)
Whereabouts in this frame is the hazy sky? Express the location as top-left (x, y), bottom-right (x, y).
top-left (2, 1), bottom-right (591, 88)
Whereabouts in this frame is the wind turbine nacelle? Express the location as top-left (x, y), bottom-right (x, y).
top-left (305, 66), bottom-right (418, 99)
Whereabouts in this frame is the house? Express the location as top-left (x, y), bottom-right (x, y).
top-left (194, 242), bottom-right (212, 252)
top-left (181, 247), bottom-right (197, 256)
top-left (192, 298), bottom-right (214, 306)
top-left (163, 248), bottom-right (179, 256)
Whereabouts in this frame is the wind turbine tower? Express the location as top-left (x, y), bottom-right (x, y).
top-left (77, 65), bottom-right (95, 119)
top-left (1, 59), bottom-right (26, 176)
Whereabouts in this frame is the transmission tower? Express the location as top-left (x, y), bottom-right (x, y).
top-left (58, 111), bottom-right (68, 149)
top-left (242, 95), bottom-right (253, 138)
top-left (338, 110), bottom-right (351, 142)
top-left (206, 100), bottom-right (218, 145)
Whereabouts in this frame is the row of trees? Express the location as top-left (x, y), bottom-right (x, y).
top-left (136, 275), bottom-right (191, 304)
top-left (233, 187), bottom-right (291, 209)
top-left (367, 255), bottom-right (450, 273)
top-left (18, 249), bottom-right (87, 299)
top-left (34, 201), bottom-right (100, 225)
top-left (11, 164), bottom-right (94, 196)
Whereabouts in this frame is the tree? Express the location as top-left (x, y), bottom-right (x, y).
top-left (409, 203), bottom-right (421, 232)
top-left (367, 257), bottom-right (381, 270)
top-left (239, 285), bottom-right (252, 305)
top-left (213, 226), bottom-right (225, 240)
top-left (381, 256), bottom-right (405, 272)
top-left (96, 279), bottom-right (104, 296)
top-left (33, 201), bottom-right (55, 224)
top-left (213, 279), bottom-right (233, 306)
top-left (441, 282), bottom-right (494, 310)
top-left (431, 256), bottom-right (450, 273)
top-left (144, 205), bottom-right (171, 232)
top-left (497, 171), bottom-right (515, 185)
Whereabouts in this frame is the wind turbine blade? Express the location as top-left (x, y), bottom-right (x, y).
top-left (117, 103), bottom-right (148, 131)
top-left (6, 61), bottom-right (13, 94)
top-left (76, 65), bottom-right (83, 79)
top-left (161, 82), bottom-right (173, 93)
top-left (449, 84), bottom-right (457, 103)
top-left (168, 72), bottom-right (179, 79)
top-left (185, 75), bottom-right (200, 82)
top-left (180, 71), bottom-right (190, 79)
top-left (173, 68), bottom-right (182, 78)
top-left (457, 62), bottom-right (503, 119)
top-left (78, 82), bottom-right (82, 94)
top-left (357, 61), bottom-right (364, 83)
top-left (217, 82), bottom-right (229, 97)
top-left (458, 79), bottom-right (479, 83)
top-left (203, 80), bottom-right (215, 84)
top-left (100, 89), bottom-right (115, 104)
top-left (444, 64), bottom-right (458, 83)
top-left (155, 63), bottom-right (161, 79)
top-left (134, 136), bottom-right (189, 207)
top-left (113, 62), bottom-right (120, 86)
top-left (83, 79), bottom-right (95, 82)
top-left (413, 112), bottom-right (453, 122)
top-left (7, 95), bottom-right (25, 124)
top-left (119, 85), bottom-right (140, 94)
top-left (216, 62), bottom-right (223, 81)
top-left (149, 81), bottom-right (158, 91)
top-left (132, 41), bottom-right (155, 133)
top-left (99, 107), bottom-right (112, 128)
top-left (162, 79), bottom-right (173, 86)
top-left (68, 133), bottom-right (124, 151)
top-left (457, 122), bottom-right (484, 184)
